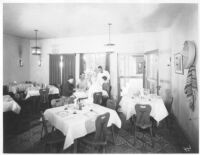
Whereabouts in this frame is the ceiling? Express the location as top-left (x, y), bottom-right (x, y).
top-left (3, 3), bottom-right (195, 39)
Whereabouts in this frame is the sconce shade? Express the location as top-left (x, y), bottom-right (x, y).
top-left (105, 23), bottom-right (115, 47)
top-left (31, 30), bottom-right (41, 55)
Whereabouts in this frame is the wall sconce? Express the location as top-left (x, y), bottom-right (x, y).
top-left (167, 57), bottom-right (171, 67)
top-left (38, 55), bottom-right (42, 67)
top-left (19, 58), bottom-right (23, 67)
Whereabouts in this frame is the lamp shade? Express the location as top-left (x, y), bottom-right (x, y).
top-left (31, 30), bottom-right (41, 55)
top-left (32, 46), bottom-right (41, 55)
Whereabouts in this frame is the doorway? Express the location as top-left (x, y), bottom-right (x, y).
top-left (118, 54), bottom-right (144, 98)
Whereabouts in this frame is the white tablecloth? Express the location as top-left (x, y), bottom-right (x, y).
top-left (119, 95), bottom-right (168, 123)
top-left (3, 95), bottom-right (21, 114)
top-left (44, 102), bottom-right (121, 150)
top-left (25, 85), bottom-right (59, 99)
top-left (73, 90), bottom-right (88, 99)
top-left (8, 83), bottom-right (33, 94)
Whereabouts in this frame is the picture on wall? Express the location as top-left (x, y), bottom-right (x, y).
top-left (174, 53), bottom-right (184, 74)
top-left (136, 62), bottom-right (144, 74)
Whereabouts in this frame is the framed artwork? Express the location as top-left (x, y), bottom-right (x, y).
top-left (136, 62), bottom-right (144, 74)
top-left (174, 53), bottom-right (184, 74)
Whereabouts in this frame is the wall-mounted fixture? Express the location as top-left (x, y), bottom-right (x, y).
top-left (167, 57), bottom-right (171, 67)
top-left (38, 55), bottom-right (42, 67)
top-left (18, 45), bottom-right (23, 67)
top-left (31, 30), bottom-right (41, 55)
top-left (19, 59), bottom-right (23, 67)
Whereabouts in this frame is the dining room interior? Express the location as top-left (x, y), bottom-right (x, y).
top-left (2, 1), bottom-right (199, 153)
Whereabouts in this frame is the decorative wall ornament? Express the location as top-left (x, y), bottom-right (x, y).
top-left (182, 41), bottom-right (196, 69)
top-left (174, 53), bottom-right (184, 74)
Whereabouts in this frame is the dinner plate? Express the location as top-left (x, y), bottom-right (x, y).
top-left (56, 111), bottom-right (71, 117)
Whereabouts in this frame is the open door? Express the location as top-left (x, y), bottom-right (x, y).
top-left (118, 54), bottom-right (144, 98)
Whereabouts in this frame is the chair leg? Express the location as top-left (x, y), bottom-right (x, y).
top-left (111, 125), bottom-right (116, 144)
top-left (102, 146), bottom-right (106, 153)
top-left (150, 127), bottom-right (154, 148)
top-left (51, 127), bottom-right (55, 132)
top-left (73, 139), bottom-right (77, 153)
top-left (56, 143), bottom-right (61, 153)
top-left (44, 143), bottom-right (48, 153)
top-left (40, 125), bottom-right (43, 140)
top-left (133, 125), bottom-right (136, 145)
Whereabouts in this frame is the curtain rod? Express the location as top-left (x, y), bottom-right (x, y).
top-left (48, 51), bottom-right (114, 55)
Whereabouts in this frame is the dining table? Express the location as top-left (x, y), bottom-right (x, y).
top-left (3, 95), bottom-right (21, 114)
top-left (25, 85), bottom-right (59, 99)
top-left (119, 94), bottom-right (168, 124)
top-left (44, 100), bottom-right (122, 151)
top-left (8, 83), bottom-right (33, 94)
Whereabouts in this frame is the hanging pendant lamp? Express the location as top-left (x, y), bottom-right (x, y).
top-left (105, 23), bottom-right (115, 46)
top-left (31, 30), bottom-right (41, 55)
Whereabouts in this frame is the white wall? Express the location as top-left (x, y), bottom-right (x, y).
top-left (3, 34), bottom-right (30, 84)
top-left (29, 31), bottom-right (166, 99)
top-left (170, 4), bottom-right (199, 151)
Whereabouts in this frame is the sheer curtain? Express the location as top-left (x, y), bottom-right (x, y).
top-left (80, 53), bottom-right (107, 73)
top-left (105, 53), bottom-right (110, 73)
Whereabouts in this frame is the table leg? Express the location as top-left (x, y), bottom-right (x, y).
top-left (73, 139), bottom-right (77, 153)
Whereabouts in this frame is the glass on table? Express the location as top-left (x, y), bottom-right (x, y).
top-left (143, 88), bottom-right (150, 96)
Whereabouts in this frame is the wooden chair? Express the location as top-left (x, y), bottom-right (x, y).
top-left (93, 92), bottom-right (102, 105)
top-left (39, 88), bottom-right (49, 111)
top-left (132, 104), bottom-right (154, 148)
top-left (106, 99), bottom-right (119, 145)
top-left (79, 112), bottom-right (110, 153)
top-left (164, 97), bottom-right (173, 129)
top-left (3, 85), bottom-right (9, 95)
top-left (51, 98), bottom-right (64, 108)
top-left (40, 111), bottom-right (65, 153)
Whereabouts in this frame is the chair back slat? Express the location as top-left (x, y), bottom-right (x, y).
top-left (135, 104), bottom-right (152, 128)
top-left (94, 112), bottom-right (110, 142)
top-left (3, 85), bottom-right (9, 95)
top-left (39, 88), bottom-right (49, 103)
top-left (93, 92), bottom-right (102, 105)
top-left (106, 99), bottom-right (116, 110)
top-left (165, 97), bottom-right (173, 114)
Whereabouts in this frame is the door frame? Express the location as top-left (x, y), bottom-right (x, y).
top-left (144, 49), bottom-right (160, 95)
top-left (117, 53), bottom-right (144, 101)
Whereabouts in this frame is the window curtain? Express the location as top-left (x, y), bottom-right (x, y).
top-left (80, 53), bottom-right (85, 75)
top-left (62, 54), bottom-right (76, 86)
top-left (49, 55), bottom-right (61, 85)
top-left (105, 53), bottom-right (110, 73)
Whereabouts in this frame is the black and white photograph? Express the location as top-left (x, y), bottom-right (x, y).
top-left (2, 0), bottom-right (199, 153)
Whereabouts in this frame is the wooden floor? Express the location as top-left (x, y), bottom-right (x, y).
top-left (3, 111), bottom-right (196, 153)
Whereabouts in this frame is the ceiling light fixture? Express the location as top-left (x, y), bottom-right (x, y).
top-left (31, 30), bottom-right (41, 55)
top-left (105, 23), bottom-right (115, 47)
